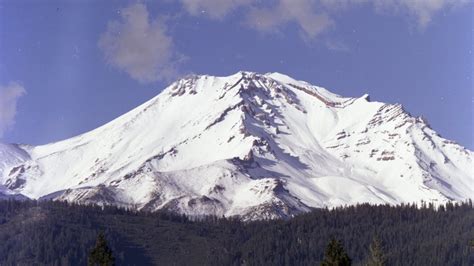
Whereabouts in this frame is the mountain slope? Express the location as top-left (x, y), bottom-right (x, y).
top-left (0, 72), bottom-right (472, 219)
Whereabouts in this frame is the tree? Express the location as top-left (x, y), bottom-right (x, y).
top-left (88, 232), bottom-right (115, 266)
top-left (321, 238), bottom-right (351, 266)
top-left (365, 236), bottom-right (386, 266)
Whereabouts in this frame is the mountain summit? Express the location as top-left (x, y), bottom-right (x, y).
top-left (1, 72), bottom-right (472, 219)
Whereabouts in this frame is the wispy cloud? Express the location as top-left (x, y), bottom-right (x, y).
top-left (320, 0), bottom-right (469, 30)
top-left (180, 0), bottom-right (252, 19)
top-left (98, 3), bottom-right (181, 83)
top-left (98, 0), bottom-right (469, 81)
top-left (180, 0), bottom-right (333, 40)
top-left (245, 0), bottom-right (333, 40)
top-left (325, 39), bottom-right (350, 52)
top-left (0, 82), bottom-right (26, 138)
top-left (384, 0), bottom-right (469, 29)
top-left (179, 0), bottom-right (469, 42)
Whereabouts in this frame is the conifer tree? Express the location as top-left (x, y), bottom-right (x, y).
top-left (365, 236), bottom-right (386, 266)
top-left (88, 232), bottom-right (115, 266)
top-left (321, 238), bottom-right (351, 266)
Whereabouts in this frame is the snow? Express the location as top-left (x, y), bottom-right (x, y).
top-left (0, 143), bottom-right (30, 183)
top-left (0, 71), bottom-right (472, 219)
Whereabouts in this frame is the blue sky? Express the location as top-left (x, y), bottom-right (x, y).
top-left (0, 0), bottom-right (472, 149)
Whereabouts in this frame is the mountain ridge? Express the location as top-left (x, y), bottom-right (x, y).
top-left (0, 71), bottom-right (472, 220)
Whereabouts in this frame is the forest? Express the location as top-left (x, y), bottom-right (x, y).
top-left (0, 199), bottom-right (472, 265)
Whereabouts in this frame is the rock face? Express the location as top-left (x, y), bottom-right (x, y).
top-left (0, 72), bottom-right (472, 220)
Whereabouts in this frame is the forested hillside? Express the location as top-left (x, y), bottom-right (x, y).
top-left (0, 200), bottom-right (472, 265)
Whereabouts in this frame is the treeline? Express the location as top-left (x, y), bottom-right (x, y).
top-left (0, 200), bottom-right (472, 265)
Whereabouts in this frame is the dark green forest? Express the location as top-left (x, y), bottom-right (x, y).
top-left (0, 200), bottom-right (472, 266)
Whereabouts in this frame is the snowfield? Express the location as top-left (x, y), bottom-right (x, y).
top-left (0, 72), bottom-right (472, 219)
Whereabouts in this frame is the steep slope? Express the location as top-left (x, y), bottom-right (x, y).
top-left (0, 72), bottom-right (472, 219)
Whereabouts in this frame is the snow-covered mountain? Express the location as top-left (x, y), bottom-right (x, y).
top-left (0, 72), bottom-right (472, 219)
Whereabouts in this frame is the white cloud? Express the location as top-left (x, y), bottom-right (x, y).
top-left (180, 0), bottom-right (333, 40)
top-left (97, 0), bottom-right (469, 79)
top-left (0, 82), bottom-right (26, 138)
top-left (384, 0), bottom-right (469, 29)
top-left (179, 0), bottom-right (469, 44)
top-left (320, 0), bottom-right (469, 29)
top-left (98, 3), bottom-right (179, 83)
top-left (246, 0), bottom-right (333, 40)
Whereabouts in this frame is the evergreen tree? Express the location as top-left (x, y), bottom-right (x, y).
top-left (88, 232), bottom-right (115, 266)
top-left (365, 236), bottom-right (386, 266)
top-left (321, 238), bottom-right (352, 266)
top-left (0, 200), bottom-right (473, 265)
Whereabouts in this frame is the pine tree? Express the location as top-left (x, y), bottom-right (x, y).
top-left (321, 238), bottom-right (351, 266)
top-left (88, 232), bottom-right (115, 266)
top-left (365, 236), bottom-right (386, 266)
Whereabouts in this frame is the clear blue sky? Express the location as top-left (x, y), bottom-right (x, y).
top-left (0, 0), bottom-right (472, 149)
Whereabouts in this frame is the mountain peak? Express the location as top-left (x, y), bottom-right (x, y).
top-left (1, 71), bottom-right (472, 220)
